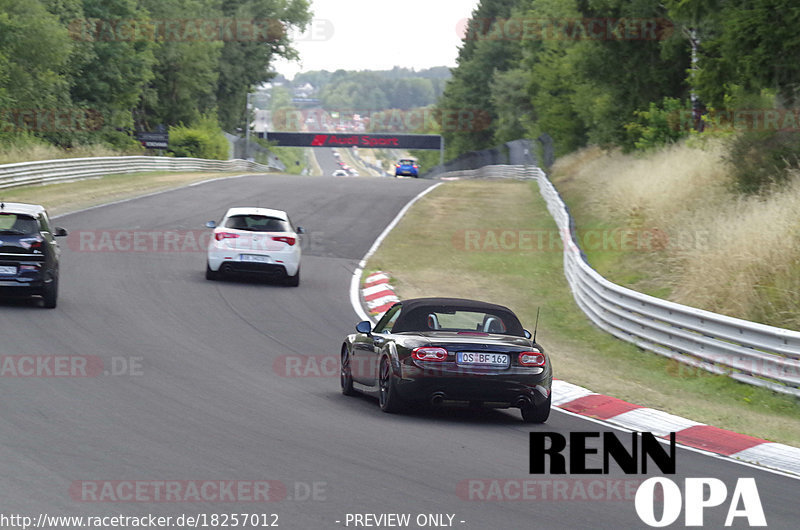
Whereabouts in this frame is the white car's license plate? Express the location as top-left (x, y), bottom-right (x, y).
top-left (240, 254), bottom-right (271, 263)
top-left (457, 352), bottom-right (509, 367)
top-left (0, 265), bottom-right (17, 275)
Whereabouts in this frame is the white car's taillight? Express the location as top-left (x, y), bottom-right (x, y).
top-left (271, 236), bottom-right (296, 246)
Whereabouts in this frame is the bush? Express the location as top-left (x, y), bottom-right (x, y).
top-left (624, 97), bottom-right (691, 151)
top-left (168, 116), bottom-right (229, 160)
top-left (725, 131), bottom-right (800, 194)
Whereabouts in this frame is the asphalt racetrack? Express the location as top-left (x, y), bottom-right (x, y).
top-left (0, 173), bottom-right (796, 528)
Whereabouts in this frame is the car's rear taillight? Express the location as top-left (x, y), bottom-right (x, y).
top-left (271, 236), bottom-right (296, 246)
top-left (413, 164), bottom-right (418, 169)
top-left (518, 351), bottom-right (545, 367)
top-left (215, 232), bottom-right (239, 241)
top-left (412, 347), bottom-right (448, 362)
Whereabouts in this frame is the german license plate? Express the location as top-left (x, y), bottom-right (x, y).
top-left (457, 352), bottom-right (509, 367)
top-left (240, 254), bottom-right (271, 263)
top-left (0, 265), bottom-right (17, 275)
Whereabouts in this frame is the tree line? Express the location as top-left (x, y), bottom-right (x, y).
top-left (0, 0), bottom-right (310, 153)
top-left (275, 67), bottom-right (450, 111)
top-left (437, 0), bottom-right (800, 190)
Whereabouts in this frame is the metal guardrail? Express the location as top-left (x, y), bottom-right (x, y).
top-left (434, 164), bottom-right (536, 180)
top-left (0, 156), bottom-right (276, 190)
top-left (439, 164), bottom-right (800, 397)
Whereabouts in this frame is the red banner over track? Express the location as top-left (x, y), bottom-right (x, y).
top-left (258, 132), bottom-right (442, 150)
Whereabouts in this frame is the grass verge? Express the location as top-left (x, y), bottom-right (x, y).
top-left (366, 179), bottom-right (800, 446)
top-left (268, 146), bottom-right (311, 175)
top-left (0, 171), bottom-right (248, 215)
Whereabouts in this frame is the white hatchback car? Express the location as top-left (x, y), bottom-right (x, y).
top-left (205, 207), bottom-right (304, 286)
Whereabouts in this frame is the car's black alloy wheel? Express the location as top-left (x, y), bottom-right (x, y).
top-left (42, 276), bottom-right (58, 309)
top-left (285, 267), bottom-right (300, 287)
top-left (341, 347), bottom-right (355, 396)
top-left (205, 263), bottom-right (218, 280)
top-left (378, 357), bottom-right (403, 413)
top-left (521, 394), bottom-right (551, 423)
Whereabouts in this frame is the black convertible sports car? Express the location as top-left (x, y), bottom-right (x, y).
top-left (340, 297), bottom-right (552, 423)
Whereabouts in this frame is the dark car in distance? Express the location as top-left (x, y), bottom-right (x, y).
top-left (340, 298), bottom-right (552, 422)
top-left (0, 202), bottom-right (67, 308)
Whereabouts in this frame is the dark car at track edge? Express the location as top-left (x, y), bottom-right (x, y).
top-left (340, 297), bottom-right (552, 422)
top-left (0, 202), bottom-right (68, 308)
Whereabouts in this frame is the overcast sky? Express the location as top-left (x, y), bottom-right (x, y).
top-left (273, 0), bottom-right (480, 78)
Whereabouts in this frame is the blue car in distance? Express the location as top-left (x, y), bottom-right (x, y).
top-left (394, 158), bottom-right (419, 178)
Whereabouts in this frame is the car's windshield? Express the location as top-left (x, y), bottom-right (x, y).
top-left (224, 215), bottom-right (290, 232)
top-left (0, 213), bottom-right (39, 235)
top-left (399, 159), bottom-right (415, 165)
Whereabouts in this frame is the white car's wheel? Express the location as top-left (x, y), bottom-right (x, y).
top-left (205, 262), bottom-right (219, 280)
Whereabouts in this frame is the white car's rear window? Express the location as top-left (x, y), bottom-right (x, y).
top-left (224, 215), bottom-right (290, 232)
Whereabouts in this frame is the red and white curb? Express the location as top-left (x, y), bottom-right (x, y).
top-left (553, 379), bottom-right (800, 477)
top-left (362, 271), bottom-right (399, 316)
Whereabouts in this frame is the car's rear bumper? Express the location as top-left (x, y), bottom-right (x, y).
top-left (0, 276), bottom-right (52, 295)
top-left (207, 249), bottom-right (300, 276)
top-left (394, 366), bottom-right (551, 408)
top-left (215, 261), bottom-right (289, 276)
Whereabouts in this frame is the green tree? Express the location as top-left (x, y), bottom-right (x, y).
top-left (489, 67), bottom-right (533, 144)
top-left (68, 0), bottom-right (155, 133)
top-left (437, 0), bottom-right (521, 158)
top-left (215, 0), bottom-right (311, 131)
top-left (0, 0), bottom-right (71, 111)
top-left (138, 0), bottom-right (222, 128)
top-left (690, 0), bottom-right (800, 107)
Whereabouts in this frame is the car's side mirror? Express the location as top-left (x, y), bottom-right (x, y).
top-left (523, 329), bottom-right (532, 339)
top-left (296, 226), bottom-right (305, 234)
top-left (206, 221), bottom-right (216, 228)
top-left (53, 227), bottom-right (68, 237)
top-left (356, 321), bottom-right (372, 334)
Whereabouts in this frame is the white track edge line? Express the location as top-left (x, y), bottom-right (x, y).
top-left (349, 182), bottom-right (443, 323)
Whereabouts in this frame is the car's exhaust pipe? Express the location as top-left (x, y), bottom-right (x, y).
top-left (515, 396), bottom-right (531, 409)
top-left (430, 392), bottom-right (446, 406)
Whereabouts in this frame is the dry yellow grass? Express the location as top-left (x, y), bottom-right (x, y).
top-left (552, 140), bottom-right (800, 329)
